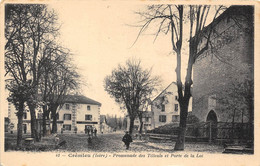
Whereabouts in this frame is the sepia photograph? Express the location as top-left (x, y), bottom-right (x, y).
top-left (0, 0), bottom-right (259, 166)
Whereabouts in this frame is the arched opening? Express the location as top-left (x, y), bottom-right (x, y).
top-left (206, 110), bottom-right (218, 140)
top-left (206, 110), bottom-right (218, 123)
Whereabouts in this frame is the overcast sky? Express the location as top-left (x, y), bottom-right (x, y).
top-left (49, 1), bottom-right (184, 117)
top-left (2, 1), bottom-right (230, 118)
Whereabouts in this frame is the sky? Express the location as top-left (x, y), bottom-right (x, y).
top-left (49, 2), bottom-right (183, 117)
top-left (3, 2), bottom-right (224, 117)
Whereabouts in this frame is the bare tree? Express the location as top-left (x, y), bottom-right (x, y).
top-left (49, 63), bottom-right (80, 134)
top-left (135, 5), bottom-right (224, 150)
top-left (38, 41), bottom-right (80, 135)
top-left (5, 4), bottom-right (61, 141)
top-left (104, 59), bottom-right (160, 134)
top-left (5, 82), bottom-right (31, 147)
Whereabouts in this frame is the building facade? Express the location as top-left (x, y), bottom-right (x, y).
top-left (192, 6), bottom-right (254, 123)
top-left (7, 101), bottom-right (35, 134)
top-left (126, 111), bottom-right (154, 132)
top-left (151, 82), bottom-right (192, 129)
top-left (7, 95), bottom-right (102, 134)
top-left (100, 115), bottom-right (113, 133)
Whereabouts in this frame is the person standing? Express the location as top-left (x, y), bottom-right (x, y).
top-left (90, 127), bottom-right (94, 137)
top-left (94, 128), bottom-right (97, 137)
top-left (87, 127), bottom-right (90, 136)
top-left (122, 131), bottom-right (132, 150)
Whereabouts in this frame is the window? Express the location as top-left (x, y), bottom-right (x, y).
top-left (172, 115), bottom-right (179, 122)
top-left (161, 104), bottom-right (165, 112)
top-left (159, 115), bottom-right (166, 122)
top-left (87, 105), bottom-right (91, 110)
top-left (85, 115), bottom-right (92, 121)
top-left (64, 114), bottom-right (71, 120)
top-left (23, 112), bottom-right (27, 119)
top-left (37, 113), bottom-right (43, 119)
top-left (63, 125), bottom-right (71, 131)
top-left (145, 117), bottom-right (149, 122)
top-left (175, 104), bottom-right (178, 112)
top-left (56, 113), bottom-right (59, 120)
top-left (65, 104), bottom-right (70, 110)
top-left (175, 96), bottom-right (178, 100)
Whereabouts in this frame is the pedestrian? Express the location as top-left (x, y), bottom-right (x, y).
top-left (90, 127), bottom-right (94, 137)
top-left (54, 134), bottom-right (60, 145)
top-left (88, 136), bottom-right (92, 144)
top-left (87, 127), bottom-right (90, 136)
top-left (122, 131), bottom-right (132, 150)
top-left (94, 128), bottom-right (97, 137)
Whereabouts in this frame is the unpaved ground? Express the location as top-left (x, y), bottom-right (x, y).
top-left (5, 132), bottom-right (224, 153)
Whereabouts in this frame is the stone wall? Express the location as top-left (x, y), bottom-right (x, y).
top-left (192, 6), bottom-right (253, 123)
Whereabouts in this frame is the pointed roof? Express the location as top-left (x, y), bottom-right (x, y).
top-left (152, 82), bottom-right (177, 102)
top-left (152, 81), bottom-right (193, 103)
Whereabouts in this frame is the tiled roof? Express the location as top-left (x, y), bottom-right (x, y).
top-left (63, 95), bottom-right (101, 106)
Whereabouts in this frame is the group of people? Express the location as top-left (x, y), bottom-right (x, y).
top-left (85, 127), bottom-right (97, 137)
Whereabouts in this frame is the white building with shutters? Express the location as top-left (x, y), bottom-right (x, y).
top-left (151, 82), bottom-right (192, 129)
top-left (55, 95), bottom-right (101, 134)
top-left (6, 95), bottom-right (101, 134)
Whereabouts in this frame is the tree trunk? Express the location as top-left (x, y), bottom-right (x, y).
top-left (42, 113), bottom-right (47, 136)
top-left (42, 106), bottom-right (47, 137)
top-left (139, 121), bottom-right (143, 134)
top-left (174, 100), bottom-right (189, 150)
top-left (129, 117), bottom-right (135, 135)
top-left (16, 101), bottom-right (24, 148)
top-left (29, 108), bottom-right (39, 141)
top-left (51, 113), bottom-right (57, 134)
top-left (138, 114), bottom-right (143, 134)
top-left (51, 104), bottom-right (59, 134)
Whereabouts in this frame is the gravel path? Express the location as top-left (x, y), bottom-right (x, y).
top-left (57, 132), bottom-right (224, 153)
top-left (5, 132), bottom-right (224, 153)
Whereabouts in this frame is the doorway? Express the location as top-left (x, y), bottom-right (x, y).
top-left (23, 124), bottom-right (27, 134)
top-left (206, 110), bottom-right (218, 139)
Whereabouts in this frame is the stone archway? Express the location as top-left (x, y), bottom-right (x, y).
top-left (206, 110), bottom-right (218, 140)
top-left (206, 110), bottom-right (218, 123)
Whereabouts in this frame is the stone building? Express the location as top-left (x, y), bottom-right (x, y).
top-left (151, 82), bottom-right (192, 128)
top-left (192, 6), bottom-right (254, 124)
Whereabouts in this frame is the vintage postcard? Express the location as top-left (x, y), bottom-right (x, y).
top-left (0, 0), bottom-right (259, 166)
